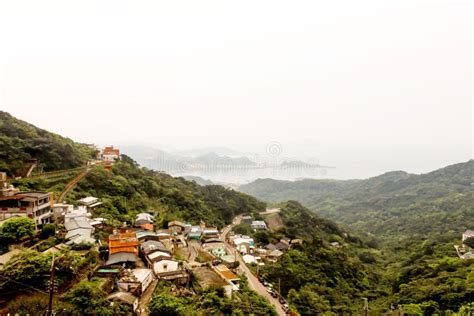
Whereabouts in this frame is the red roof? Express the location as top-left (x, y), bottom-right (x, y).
top-left (103, 146), bottom-right (120, 156)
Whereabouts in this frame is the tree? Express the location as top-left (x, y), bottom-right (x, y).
top-left (40, 223), bottom-right (56, 239)
top-left (64, 279), bottom-right (113, 315)
top-left (0, 217), bottom-right (35, 243)
top-left (233, 223), bottom-right (253, 236)
top-left (149, 294), bottom-right (188, 316)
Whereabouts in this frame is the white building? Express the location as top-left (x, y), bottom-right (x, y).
top-left (233, 236), bottom-right (255, 254)
top-left (78, 196), bottom-right (102, 210)
top-left (117, 268), bottom-right (154, 295)
top-left (147, 251), bottom-right (172, 263)
top-left (152, 259), bottom-right (180, 275)
top-left (251, 220), bottom-right (267, 230)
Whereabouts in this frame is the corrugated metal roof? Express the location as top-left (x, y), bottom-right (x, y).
top-left (141, 240), bottom-right (167, 254)
top-left (106, 252), bottom-right (139, 265)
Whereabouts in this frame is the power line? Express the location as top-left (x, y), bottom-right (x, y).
top-left (0, 274), bottom-right (49, 295)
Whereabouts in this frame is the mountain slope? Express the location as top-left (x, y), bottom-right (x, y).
top-left (259, 201), bottom-right (383, 314)
top-left (240, 161), bottom-right (474, 239)
top-left (0, 111), bottom-right (95, 176)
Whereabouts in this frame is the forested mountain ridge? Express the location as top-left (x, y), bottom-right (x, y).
top-left (0, 111), bottom-right (95, 177)
top-left (240, 160), bottom-right (473, 239)
top-left (241, 162), bottom-right (474, 313)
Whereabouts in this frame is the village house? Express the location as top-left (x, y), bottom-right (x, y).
top-left (152, 258), bottom-right (180, 275)
top-left (0, 175), bottom-right (54, 230)
top-left (274, 241), bottom-right (290, 251)
top-left (107, 230), bottom-right (139, 265)
top-left (202, 228), bottom-right (220, 241)
top-left (51, 203), bottom-right (73, 223)
top-left (136, 231), bottom-right (160, 242)
top-left (214, 264), bottom-right (240, 291)
top-left (251, 220), bottom-right (267, 230)
top-left (267, 249), bottom-right (284, 262)
top-left (264, 243), bottom-right (277, 251)
top-left (168, 220), bottom-right (186, 233)
top-left (64, 217), bottom-right (95, 244)
top-left (147, 250), bottom-right (173, 263)
top-left (78, 196), bottom-right (102, 211)
top-left (117, 268), bottom-right (154, 295)
top-left (155, 230), bottom-right (174, 240)
top-left (232, 236), bottom-right (255, 254)
top-left (101, 146), bottom-right (121, 162)
top-left (243, 254), bottom-right (261, 265)
top-left (141, 240), bottom-right (170, 256)
top-left (188, 226), bottom-right (203, 240)
top-left (109, 230), bottom-right (139, 254)
top-left (135, 212), bottom-right (154, 228)
top-left (140, 240), bottom-right (187, 283)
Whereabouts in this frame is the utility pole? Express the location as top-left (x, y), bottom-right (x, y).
top-left (363, 298), bottom-right (369, 316)
top-left (47, 254), bottom-right (56, 316)
top-left (278, 278), bottom-right (281, 299)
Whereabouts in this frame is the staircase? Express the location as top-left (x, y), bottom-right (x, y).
top-left (57, 167), bottom-right (92, 203)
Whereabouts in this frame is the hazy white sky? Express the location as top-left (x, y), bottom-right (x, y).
top-left (0, 0), bottom-right (472, 178)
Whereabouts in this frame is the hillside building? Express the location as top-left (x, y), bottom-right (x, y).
top-left (101, 146), bottom-right (121, 162)
top-left (0, 174), bottom-right (53, 230)
top-left (251, 220), bottom-right (267, 230)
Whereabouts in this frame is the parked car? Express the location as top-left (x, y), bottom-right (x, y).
top-left (282, 304), bottom-right (290, 313)
top-left (279, 297), bottom-right (286, 304)
top-left (270, 291), bottom-right (278, 298)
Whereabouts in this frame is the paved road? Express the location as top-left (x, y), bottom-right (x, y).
top-left (259, 208), bottom-right (281, 216)
top-left (222, 215), bottom-right (286, 316)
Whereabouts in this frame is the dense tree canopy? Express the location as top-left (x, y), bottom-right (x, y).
top-left (0, 217), bottom-right (35, 243)
top-left (0, 111), bottom-right (95, 176)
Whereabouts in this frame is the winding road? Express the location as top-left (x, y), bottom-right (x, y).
top-left (222, 215), bottom-right (287, 316)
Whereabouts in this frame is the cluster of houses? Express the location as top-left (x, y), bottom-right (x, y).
top-left (92, 214), bottom-right (192, 312)
top-left (229, 218), bottom-right (303, 265)
top-left (53, 196), bottom-right (106, 245)
top-left (104, 214), bottom-right (189, 284)
top-left (166, 220), bottom-right (220, 242)
top-left (166, 219), bottom-right (242, 293)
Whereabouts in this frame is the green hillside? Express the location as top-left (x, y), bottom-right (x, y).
top-left (0, 111), bottom-right (95, 176)
top-left (240, 162), bottom-right (474, 313)
top-left (259, 201), bottom-right (384, 314)
top-left (240, 161), bottom-right (474, 240)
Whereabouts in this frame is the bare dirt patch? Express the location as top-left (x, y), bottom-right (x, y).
top-left (263, 213), bottom-right (284, 231)
top-left (193, 267), bottom-right (227, 289)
